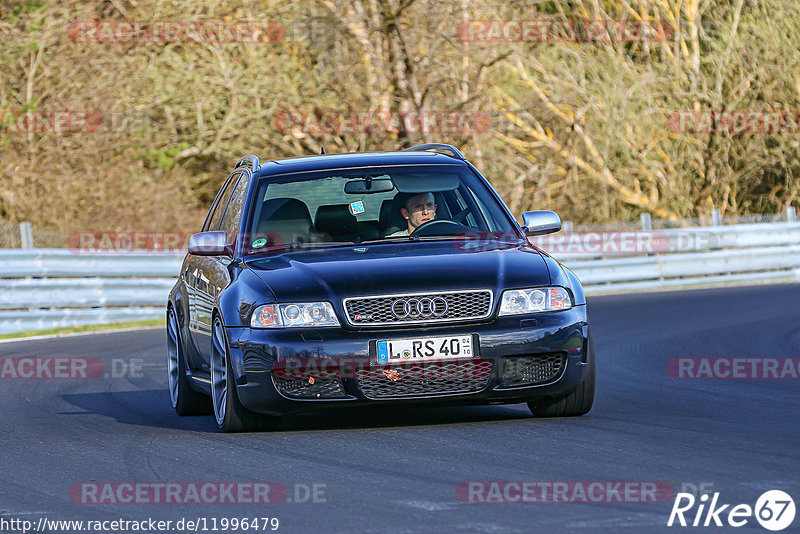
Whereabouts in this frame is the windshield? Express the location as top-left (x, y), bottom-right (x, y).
top-left (243, 164), bottom-right (519, 254)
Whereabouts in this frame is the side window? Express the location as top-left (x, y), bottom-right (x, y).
top-left (205, 172), bottom-right (240, 231)
top-left (220, 174), bottom-right (249, 243)
top-left (466, 185), bottom-right (506, 231)
top-left (452, 187), bottom-right (479, 228)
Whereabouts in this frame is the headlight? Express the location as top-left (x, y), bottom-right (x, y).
top-left (498, 287), bottom-right (572, 316)
top-left (250, 302), bottom-right (340, 328)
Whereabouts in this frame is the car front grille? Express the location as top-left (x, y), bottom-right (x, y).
top-left (498, 353), bottom-right (566, 388)
top-left (272, 372), bottom-right (348, 399)
top-left (344, 290), bottom-right (493, 326)
top-left (355, 358), bottom-right (493, 399)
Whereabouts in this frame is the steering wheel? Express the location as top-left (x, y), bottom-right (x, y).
top-left (409, 219), bottom-right (469, 237)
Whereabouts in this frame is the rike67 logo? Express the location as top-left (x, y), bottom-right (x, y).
top-left (668, 490), bottom-right (795, 531)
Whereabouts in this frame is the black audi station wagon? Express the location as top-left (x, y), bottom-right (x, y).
top-left (167, 144), bottom-right (595, 432)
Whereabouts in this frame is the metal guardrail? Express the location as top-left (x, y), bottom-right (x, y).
top-left (0, 249), bottom-right (182, 277)
top-left (0, 278), bottom-right (177, 309)
top-left (0, 251), bottom-right (183, 334)
top-left (550, 222), bottom-right (800, 261)
top-left (0, 221), bottom-right (798, 334)
top-left (569, 246), bottom-right (800, 291)
top-left (550, 222), bottom-right (800, 293)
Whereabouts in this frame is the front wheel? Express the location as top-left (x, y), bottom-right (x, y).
top-left (167, 307), bottom-right (211, 415)
top-left (211, 316), bottom-right (279, 433)
top-left (528, 337), bottom-right (596, 417)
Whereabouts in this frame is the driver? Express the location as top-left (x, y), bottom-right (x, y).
top-left (386, 192), bottom-right (437, 237)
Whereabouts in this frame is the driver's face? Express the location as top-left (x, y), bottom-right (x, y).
top-left (401, 192), bottom-right (437, 232)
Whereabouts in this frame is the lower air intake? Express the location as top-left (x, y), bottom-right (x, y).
top-left (272, 375), bottom-right (347, 399)
top-left (499, 353), bottom-right (566, 388)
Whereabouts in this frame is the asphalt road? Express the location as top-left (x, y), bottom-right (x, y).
top-left (1, 284), bottom-right (798, 533)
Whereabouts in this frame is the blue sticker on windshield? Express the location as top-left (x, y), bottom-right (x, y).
top-left (350, 200), bottom-right (365, 215)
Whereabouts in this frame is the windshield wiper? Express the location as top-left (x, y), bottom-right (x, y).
top-left (361, 235), bottom-right (465, 244)
top-left (411, 235), bottom-right (526, 245)
top-left (246, 241), bottom-right (356, 255)
top-left (359, 237), bottom-right (412, 245)
top-left (287, 241), bottom-right (356, 250)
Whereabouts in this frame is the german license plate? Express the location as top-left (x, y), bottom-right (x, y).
top-left (376, 335), bottom-right (473, 364)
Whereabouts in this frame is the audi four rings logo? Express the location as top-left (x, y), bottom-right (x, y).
top-left (391, 297), bottom-right (449, 319)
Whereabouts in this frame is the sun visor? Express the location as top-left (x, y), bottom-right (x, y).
top-left (391, 173), bottom-right (460, 193)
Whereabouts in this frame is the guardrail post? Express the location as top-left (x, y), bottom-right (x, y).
top-left (788, 206), bottom-right (797, 222)
top-left (640, 213), bottom-right (651, 231)
top-left (19, 222), bottom-right (34, 249)
top-left (711, 209), bottom-right (722, 226)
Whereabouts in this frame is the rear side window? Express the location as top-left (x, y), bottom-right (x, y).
top-left (448, 187), bottom-right (479, 228)
top-left (219, 174), bottom-right (250, 242)
top-left (205, 172), bottom-right (241, 231)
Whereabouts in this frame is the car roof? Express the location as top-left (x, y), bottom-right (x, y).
top-left (256, 151), bottom-right (467, 178)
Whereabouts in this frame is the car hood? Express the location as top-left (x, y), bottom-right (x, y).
top-left (244, 240), bottom-right (550, 303)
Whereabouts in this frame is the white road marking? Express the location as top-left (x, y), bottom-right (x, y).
top-left (393, 499), bottom-right (460, 511)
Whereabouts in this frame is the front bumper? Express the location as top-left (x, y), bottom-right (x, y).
top-left (226, 306), bottom-right (589, 416)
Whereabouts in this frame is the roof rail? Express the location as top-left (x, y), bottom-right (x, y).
top-left (235, 154), bottom-right (260, 172)
top-left (403, 143), bottom-right (465, 160)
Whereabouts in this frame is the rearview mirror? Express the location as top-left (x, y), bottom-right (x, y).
top-left (344, 177), bottom-right (395, 194)
top-left (521, 210), bottom-right (562, 236)
top-left (188, 231), bottom-right (233, 256)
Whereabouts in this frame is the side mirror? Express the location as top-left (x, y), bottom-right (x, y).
top-left (521, 210), bottom-right (562, 236)
top-left (188, 231), bottom-right (233, 256)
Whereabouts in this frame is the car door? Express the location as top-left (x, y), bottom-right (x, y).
top-left (186, 171), bottom-right (241, 368)
top-left (194, 171), bottom-right (250, 363)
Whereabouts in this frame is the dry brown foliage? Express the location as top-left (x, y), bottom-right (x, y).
top-left (1, 0), bottom-right (798, 235)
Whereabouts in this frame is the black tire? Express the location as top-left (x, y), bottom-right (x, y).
top-left (167, 307), bottom-right (211, 416)
top-left (528, 337), bottom-right (596, 417)
top-left (211, 315), bottom-right (280, 433)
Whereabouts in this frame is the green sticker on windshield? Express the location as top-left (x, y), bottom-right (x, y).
top-left (252, 238), bottom-right (267, 249)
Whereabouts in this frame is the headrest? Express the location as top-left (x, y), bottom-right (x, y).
top-left (379, 195), bottom-right (408, 233)
top-left (255, 198), bottom-right (313, 246)
top-left (315, 204), bottom-right (359, 236)
top-left (260, 198), bottom-right (312, 223)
